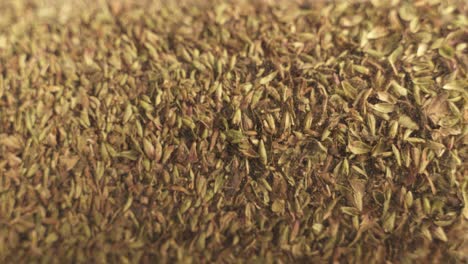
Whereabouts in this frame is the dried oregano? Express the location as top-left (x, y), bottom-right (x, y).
top-left (0, 0), bottom-right (466, 263)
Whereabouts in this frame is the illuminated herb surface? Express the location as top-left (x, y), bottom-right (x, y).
top-left (0, 0), bottom-right (466, 263)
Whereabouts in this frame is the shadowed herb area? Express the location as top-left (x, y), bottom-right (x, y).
top-left (0, 0), bottom-right (467, 263)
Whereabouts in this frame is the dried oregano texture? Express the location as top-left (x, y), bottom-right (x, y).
top-left (0, 0), bottom-right (467, 263)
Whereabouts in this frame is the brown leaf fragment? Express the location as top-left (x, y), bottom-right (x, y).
top-left (60, 156), bottom-right (80, 171)
top-left (423, 93), bottom-right (450, 125)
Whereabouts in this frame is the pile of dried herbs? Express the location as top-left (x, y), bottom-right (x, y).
top-left (0, 0), bottom-right (467, 263)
